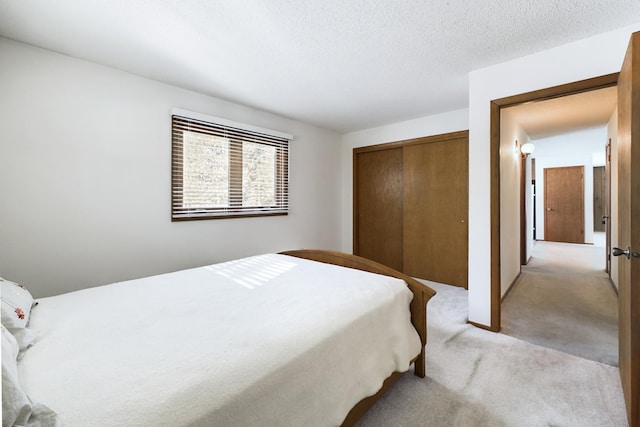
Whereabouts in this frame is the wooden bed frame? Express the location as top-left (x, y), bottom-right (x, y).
top-left (279, 249), bottom-right (437, 427)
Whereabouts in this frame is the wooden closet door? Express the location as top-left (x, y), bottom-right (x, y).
top-left (403, 136), bottom-right (468, 288)
top-left (353, 148), bottom-right (403, 271)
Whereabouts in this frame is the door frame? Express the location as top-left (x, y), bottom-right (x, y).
top-left (606, 140), bottom-right (612, 275)
top-left (520, 155), bottom-right (527, 265)
top-left (488, 73), bottom-right (619, 332)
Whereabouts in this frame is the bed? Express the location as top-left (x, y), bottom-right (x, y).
top-left (2, 250), bottom-right (436, 427)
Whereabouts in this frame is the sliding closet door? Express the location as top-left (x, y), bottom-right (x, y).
top-left (353, 148), bottom-right (403, 271)
top-left (403, 135), bottom-right (468, 288)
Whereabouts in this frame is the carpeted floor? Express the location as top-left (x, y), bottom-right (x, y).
top-left (501, 239), bottom-right (618, 366)
top-left (356, 281), bottom-right (627, 427)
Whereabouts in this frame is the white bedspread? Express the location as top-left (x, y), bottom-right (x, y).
top-left (18, 254), bottom-right (421, 427)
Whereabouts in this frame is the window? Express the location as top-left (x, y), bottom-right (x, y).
top-left (172, 112), bottom-right (290, 220)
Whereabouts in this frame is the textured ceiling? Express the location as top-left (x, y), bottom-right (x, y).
top-left (504, 86), bottom-right (617, 140)
top-left (1, 1), bottom-right (639, 132)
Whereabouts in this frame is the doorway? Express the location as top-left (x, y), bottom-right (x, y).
top-left (488, 73), bottom-right (618, 331)
top-left (499, 87), bottom-right (615, 366)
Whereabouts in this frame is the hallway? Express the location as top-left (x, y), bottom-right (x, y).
top-left (501, 236), bottom-right (618, 366)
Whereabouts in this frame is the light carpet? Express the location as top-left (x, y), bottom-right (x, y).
top-left (356, 281), bottom-right (627, 427)
top-left (501, 240), bottom-right (618, 366)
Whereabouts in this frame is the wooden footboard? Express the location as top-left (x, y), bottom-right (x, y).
top-left (280, 249), bottom-right (436, 377)
top-left (280, 250), bottom-right (436, 426)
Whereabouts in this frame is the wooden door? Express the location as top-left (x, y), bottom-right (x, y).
top-left (353, 148), bottom-right (403, 271)
top-left (593, 166), bottom-right (606, 232)
top-left (403, 136), bottom-right (468, 288)
top-left (544, 166), bottom-right (584, 243)
top-left (616, 31), bottom-right (640, 427)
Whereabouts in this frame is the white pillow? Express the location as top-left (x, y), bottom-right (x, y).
top-left (1, 277), bottom-right (34, 329)
top-left (1, 277), bottom-right (37, 350)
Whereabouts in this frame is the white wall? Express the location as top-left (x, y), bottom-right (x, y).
top-left (340, 109), bottom-right (469, 253)
top-left (499, 109), bottom-right (529, 296)
top-left (0, 38), bottom-right (343, 298)
top-left (532, 127), bottom-right (607, 244)
top-left (467, 23), bottom-right (640, 327)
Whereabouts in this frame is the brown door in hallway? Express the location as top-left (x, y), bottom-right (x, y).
top-left (544, 166), bottom-right (584, 243)
top-left (615, 31), bottom-right (640, 427)
top-left (593, 166), bottom-right (606, 232)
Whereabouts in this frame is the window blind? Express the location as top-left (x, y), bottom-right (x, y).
top-left (172, 114), bottom-right (290, 220)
